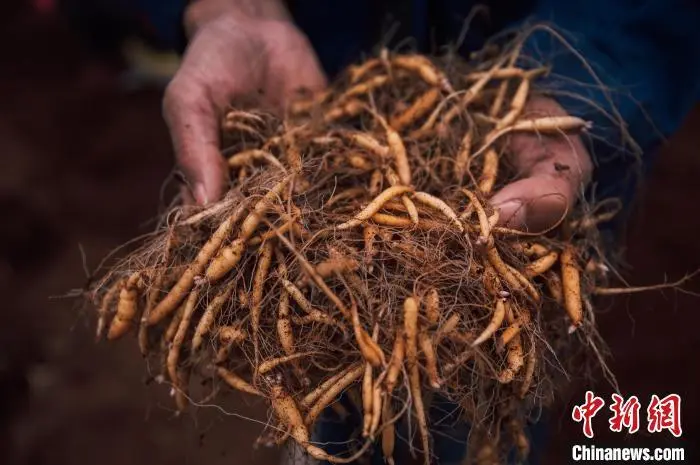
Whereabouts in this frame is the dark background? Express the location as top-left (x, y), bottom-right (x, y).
top-left (2, 3), bottom-right (698, 464)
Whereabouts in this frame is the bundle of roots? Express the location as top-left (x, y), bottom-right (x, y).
top-left (87, 36), bottom-right (637, 465)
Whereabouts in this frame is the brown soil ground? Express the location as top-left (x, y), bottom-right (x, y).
top-left (2, 6), bottom-right (697, 465)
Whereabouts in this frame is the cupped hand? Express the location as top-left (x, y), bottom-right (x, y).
top-left (491, 96), bottom-right (593, 232)
top-left (163, 8), bottom-right (327, 205)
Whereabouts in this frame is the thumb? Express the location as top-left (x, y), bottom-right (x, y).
top-left (490, 174), bottom-right (573, 232)
top-left (163, 78), bottom-right (227, 205)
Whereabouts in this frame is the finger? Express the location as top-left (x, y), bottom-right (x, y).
top-left (263, 22), bottom-right (328, 109)
top-left (490, 135), bottom-right (591, 232)
top-left (490, 174), bottom-right (573, 232)
top-left (163, 76), bottom-right (228, 205)
top-left (180, 184), bottom-right (196, 206)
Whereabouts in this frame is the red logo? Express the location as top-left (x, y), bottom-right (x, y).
top-left (572, 391), bottom-right (683, 438)
top-left (572, 390), bottom-right (606, 438)
top-left (608, 394), bottom-right (641, 434)
top-left (647, 394), bottom-right (682, 437)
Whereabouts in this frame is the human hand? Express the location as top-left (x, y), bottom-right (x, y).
top-left (163, 1), bottom-right (327, 205)
top-left (491, 96), bottom-right (593, 232)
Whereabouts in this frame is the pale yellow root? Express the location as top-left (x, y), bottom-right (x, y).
top-left (472, 116), bottom-right (592, 159)
top-left (454, 128), bottom-right (473, 183)
top-left (107, 271), bottom-right (143, 341)
top-left (545, 270), bottom-right (564, 305)
top-left (434, 314), bottom-right (460, 343)
top-left (148, 202), bottom-right (248, 325)
top-left (350, 300), bottom-right (385, 367)
top-left (485, 242), bottom-right (540, 302)
top-left (347, 155), bottom-right (374, 171)
top-left (497, 334), bottom-right (524, 384)
top-left (257, 352), bottom-right (315, 376)
top-left (460, 188), bottom-right (492, 243)
top-left (227, 149), bottom-right (286, 172)
top-left (513, 242), bottom-right (550, 258)
top-left (315, 256), bottom-right (360, 280)
top-left (325, 186), bottom-right (367, 208)
top-left (369, 383), bottom-right (383, 437)
top-left (386, 127), bottom-right (411, 186)
top-left (363, 224), bottom-right (379, 266)
top-left (440, 350), bottom-right (474, 379)
top-left (300, 364), bottom-right (359, 410)
top-left (362, 362), bottom-right (374, 437)
top-left (173, 368), bottom-right (190, 412)
top-left (205, 239), bottom-right (246, 282)
top-left (494, 70), bottom-right (542, 131)
top-left (251, 240), bottom-right (275, 365)
top-left (281, 279), bottom-right (341, 328)
top-left (524, 251), bottom-right (560, 278)
top-left (222, 121), bottom-right (260, 137)
top-left (214, 324), bottom-right (247, 363)
top-left (507, 263), bottom-right (541, 302)
top-left (370, 213), bottom-right (413, 228)
top-left (369, 169), bottom-right (384, 196)
top-left (347, 132), bottom-right (390, 159)
top-left (217, 366), bottom-right (262, 396)
top-left (323, 99), bottom-right (366, 123)
top-left (412, 191), bottom-right (464, 232)
top-left (384, 329), bottom-right (405, 394)
top-left (392, 55), bottom-right (452, 92)
top-left (348, 57), bottom-right (381, 83)
top-left (519, 342), bottom-right (537, 398)
top-left (384, 167), bottom-right (419, 224)
top-left (337, 75), bottom-right (390, 102)
top-left (273, 230), bottom-right (351, 320)
top-left (272, 380), bottom-right (375, 464)
top-left (224, 109), bottom-right (265, 125)
top-left (304, 364), bottom-right (364, 426)
top-left (472, 298), bottom-right (506, 347)
top-left (249, 221), bottom-right (294, 247)
top-left (97, 278), bottom-right (123, 341)
top-left (282, 131), bottom-right (303, 174)
top-left (560, 245), bottom-right (583, 332)
top-left (163, 300), bottom-right (186, 347)
top-left (419, 331), bottom-right (441, 389)
top-left (381, 400), bottom-right (396, 465)
top-left (591, 274), bottom-right (694, 295)
top-left (191, 285), bottom-right (234, 351)
top-left (498, 305), bottom-right (531, 352)
top-left (478, 148), bottom-right (499, 194)
top-left (238, 286), bottom-right (249, 308)
top-left (424, 288), bottom-right (440, 326)
top-left (276, 254), bottom-right (308, 384)
top-left (436, 57), bottom-right (508, 130)
top-left (166, 289), bottom-right (200, 409)
top-left (404, 296), bottom-right (431, 465)
top-left (337, 185), bottom-right (414, 230)
top-left (139, 230), bottom-right (177, 353)
top-left (390, 87), bottom-right (441, 132)
top-left (205, 178), bottom-right (290, 282)
top-left (466, 66), bottom-right (548, 81)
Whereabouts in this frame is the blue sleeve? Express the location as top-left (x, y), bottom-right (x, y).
top-left (518, 0), bottom-right (700, 205)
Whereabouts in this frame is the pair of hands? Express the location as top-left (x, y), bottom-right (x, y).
top-left (163, 4), bottom-right (592, 232)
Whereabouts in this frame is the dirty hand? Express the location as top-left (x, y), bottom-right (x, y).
top-left (163, 0), bottom-right (327, 205)
top-left (491, 96), bottom-right (593, 232)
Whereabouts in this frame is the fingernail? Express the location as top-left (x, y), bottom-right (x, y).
top-left (193, 183), bottom-right (208, 206)
top-left (494, 200), bottom-right (525, 228)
